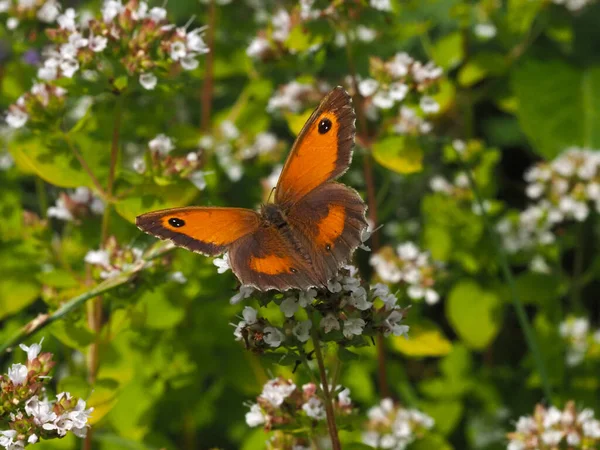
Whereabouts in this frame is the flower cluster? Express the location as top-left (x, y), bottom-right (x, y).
top-left (497, 148), bottom-right (600, 257)
top-left (84, 236), bottom-right (145, 280)
top-left (507, 401), bottom-right (600, 449)
top-left (198, 121), bottom-right (282, 182)
top-left (358, 52), bottom-right (442, 134)
top-left (362, 398), bottom-right (434, 450)
top-left (245, 377), bottom-right (353, 430)
top-left (559, 316), bottom-right (600, 367)
top-left (46, 187), bottom-right (104, 222)
top-left (0, 0), bottom-right (60, 31)
top-left (551, 0), bottom-right (596, 12)
top-left (230, 265), bottom-right (410, 351)
top-left (131, 134), bottom-right (207, 190)
top-left (369, 242), bottom-right (442, 305)
top-left (6, 0), bottom-right (208, 129)
top-left (6, 83), bottom-right (66, 129)
top-left (266, 81), bottom-right (330, 114)
top-left (0, 339), bottom-right (93, 448)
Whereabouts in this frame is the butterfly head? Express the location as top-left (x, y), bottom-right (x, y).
top-left (260, 203), bottom-right (287, 228)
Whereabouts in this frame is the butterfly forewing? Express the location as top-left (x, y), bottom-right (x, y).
top-left (275, 87), bottom-right (356, 207)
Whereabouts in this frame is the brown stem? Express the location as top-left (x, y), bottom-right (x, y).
top-left (310, 325), bottom-right (341, 450)
top-left (200, 0), bottom-right (216, 132)
top-left (344, 29), bottom-right (389, 396)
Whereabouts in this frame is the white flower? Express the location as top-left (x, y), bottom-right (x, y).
top-left (0, 431), bottom-right (18, 449)
top-left (246, 36), bottom-right (270, 58)
top-left (84, 249), bottom-right (110, 267)
top-left (89, 35), bottom-right (108, 52)
top-left (181, 55), bottom-right (199, 71)
top-left (60, 58), bottom-right (79, 78)
top-left (8, 363), bottom-right (28, 385)
top-left (149, 6), bottom-right (167, 22)
top-left (0, 1), bottom-right (9, 13)
top-left (263, 326), bottom-right (285, 347)
top-left (245, 403), bottom-right (266, 427)
top-left (242, 306), bottom-right (258, 325)
top-left (338, 387), bottom-right (352, 406)
top-left (293, 320), bottom-right (312, 342)
top-left (139, 73), bottom-right (157, 90)
top-left (260, 379), bottom-right (296, 406)
top-left (303, 396), bottom-right (326, 420)
top-left (320, 313), bottom-right (340, 333)
top-left (384, 310), bottom-right (409, 337)
top-left (6, 109), bottom-right (28, 129)
top-left (220, 120), bottom-right (239, 140)
top-left (327, 278), bottom-right (342, 293)
top-left (149, 134), bottom-right (175, 155)
top-left (170, 271), bottom-right (187, 284)
top-left (213, 254), bottom-right (231, 273)
top-left (474, 23), bottom-right (497, 39)
top-left (370, 0), bottom-right (392, 11)
top-left (27, 434), bottom-right (38, 444)
top-left (271, 9), bottom-right (291, 42)
top-left (356, 25), bottom-right (376, 42)
top-left (420, 96), bottom-right (440, 114)
top-left (189, 171), bottom-right (207, 190)
top-left (6, 17), bottom-right (19, 30)
top-left (424, 288), bottom-right (440, 305)
top-left (37, 1), bottom-right (61, 23)
top-left (359, 78), bottom-right (379, 97)
top-left (343, 318), bottom-right (366, 338)
top-left (372, 90), bottom-right (394, 109)
top-left (186, 27), bottom-right (209, 54)
top-left (170, 41), bottom-right (187, 61)
top-left (349, 287), bottom-right (373, 310)
top-left (19, 338), bottom-right (44, 361)
top-left (102, 0), bottom-right (123, 23)
top-left (541, 430), bottom-right (563, 445)
top-left (280, 296), bottom-right (298, 318)
top-left (230, 285), bottom-right (254, 304)
top-left (57, 8), bottom-right (77, 30)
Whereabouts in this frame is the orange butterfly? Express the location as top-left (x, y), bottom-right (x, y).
top-left (136, 87), bottom-right (368, 291)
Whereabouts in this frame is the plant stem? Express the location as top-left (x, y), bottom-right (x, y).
top-left (35, 177), bottom-right (48, 218)
top-left (457, 154), bottom-right (554, 403)
top-left (0, 241), bottom-right (174, 355)
top-left (200, 0), bottom-right (216, 132)
top-left (310, 323), bottom-right (341, 450)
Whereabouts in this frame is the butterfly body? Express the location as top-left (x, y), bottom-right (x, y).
top-left (136, 87), bottom-right (368, 291)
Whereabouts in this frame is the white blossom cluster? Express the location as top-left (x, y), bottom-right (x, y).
top-left (229, 264), bottom-right (409, 350)
top-left (0, 0), bottom-right (61, 31)
top-left (266, 81), bottom-right (330, 114)
top-left (5, 0), bottom-right (208, 129)
top-left (47, 187), bottom-right (104, 222)
top-left (132, 134), bottom-right (209, 191)
top-left (84, 236), bottom-right (144, 280)
top-left (507, 402), bottom-right (600, 449)
top-left (358, 52), bottom-right (442, 130)
top-left (559, 316), bottom-right (600, 367)
top-left (198, 122), bottom-right (280, 182)
top-left (245, 377), bottom-right (353, 430)
top-left (497, 148), bottom-right (600, 257)
top-left (369, 242), bottom-right (442, 305)
top-left (0, 339), bottom-right (93, 448)
top-left (362, 398), bottom-right (434, 450)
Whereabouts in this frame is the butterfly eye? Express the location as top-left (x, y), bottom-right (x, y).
top-left (318, 118), bottom-right (332, 134)
top-left (168, 217), bottom-right (186, 227)
top-left (290, 267), bottom-right (298, 273)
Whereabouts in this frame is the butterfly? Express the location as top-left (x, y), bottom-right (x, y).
top-left (136, 87), bottom-right (368, 291)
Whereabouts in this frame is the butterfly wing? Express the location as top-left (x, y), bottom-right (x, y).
top-left (229, 225), bottom-right (325, 291)
top-left (275, 87), bottom-right (356, 207)
top-left (286, 182), bottom-right (368, 281)
top-left (136, 207), bottom-right (261, 256)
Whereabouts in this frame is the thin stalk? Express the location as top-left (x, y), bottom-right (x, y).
top-left (35, 177), bottom-right (48, 218)
top-left (0, 241), bottom-right (174, 355)
top-left (200, 0), bottom-right (216, 132)
top-left (457, 154), bottom-right (554, 403)
top-left (310, 323), bottom-right (341, 450)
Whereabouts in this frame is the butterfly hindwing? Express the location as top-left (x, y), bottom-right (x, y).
top-left (286, 182), bottom-right (368, 281)
top-left (229, 225), bottom-right (324, 291)
top-left (136, 207), bottom-right (261, 256)
top-left (275, 87), bottom-right (356, 207)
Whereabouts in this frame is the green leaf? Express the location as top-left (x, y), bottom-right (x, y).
top-left (0, 277), bottom-right (39, 320)
top-left (114, 76), bottom-right (129, 92)
top-left (513, 58), bottom-right (600, 158)
top-left (419, 400), bottom-right (464, 435)
top-left (372, 135), bottom-right (423, 174)
top-left (446, 280), bottom-right (503, 350)
top-left (136, 288), bottom-right (185, 330)
top-left (515, 272), bottom-right (563, 305)
top-left (410, 433), bottom-right (454, 450)
top-left (458, 52), bottom-right (506, 87)
top-left (391, 320), bottom-right (453, 357)
top-left (431, 32), bottom-right (464, 70)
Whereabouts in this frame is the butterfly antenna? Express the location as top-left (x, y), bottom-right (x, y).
top-left (267, 186), bottom-right (276, 204)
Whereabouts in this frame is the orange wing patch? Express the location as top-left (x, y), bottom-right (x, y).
top-left (249, 254), bottom-right (295, 275)
top-left (315, 204), bottom-right (346, 248)
top-left (275, 87), bottom-right (356, 207)
top-left (136, 207), bottom-right (260, 256)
